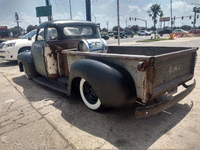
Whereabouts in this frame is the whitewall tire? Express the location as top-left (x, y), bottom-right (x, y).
top-left (79, 78), bottom-right (103, 111)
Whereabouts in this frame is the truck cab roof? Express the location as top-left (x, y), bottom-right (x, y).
top-left (38, 20), bottom-right (97, 29)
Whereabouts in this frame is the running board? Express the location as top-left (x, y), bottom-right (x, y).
top-left (33, 77), bottom-right (68, 94)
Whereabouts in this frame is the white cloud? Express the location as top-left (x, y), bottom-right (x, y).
top-left (128, 5), bottom-right (141, 13)
top-left (53, 13), bottom-right (70, 20)
top-left (142, 3), bottom-right (163, 13)
top-left (171, 1), bottom-right (193, 12)
top-left (143, 3), bottom-right (152, 12)
top-left (94, 13), bottom-right (116, 30)
top-left (74, 12), bottom-right (85, 20)
top-left (98, 0), bottom-right (115, 9)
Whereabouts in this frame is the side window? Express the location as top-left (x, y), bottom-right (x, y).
top-left (37, 28), bottom-right (44, 41)
top-left (46, 28), bottom-right (58, 41)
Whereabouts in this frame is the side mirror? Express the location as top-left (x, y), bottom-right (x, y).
top-left (28, 37), bottom-right (31, 40)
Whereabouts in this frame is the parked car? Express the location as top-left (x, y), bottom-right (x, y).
top-left (114, 32), bottom-right (126, 39)
top-left (137, 30), bottom-right (151, 36)
top-left (124, 29), bottom-right (134, 38)
top-left (172, 29), bottom-right (187, 34)
top-left (18, 20), bottom-right (198, 118)
top-left (101, 34), bottom-right (109, 40)
top-left (0, 29), bottom-right (39, 60)
top-left (0, 39), bottom-right (6, 43)
top-left (108, 32), bottom-right (114, 37)
top-left (158, 29), bottom-right (171, 36)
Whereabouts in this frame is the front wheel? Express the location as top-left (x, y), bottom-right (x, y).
top-left (79, 78), bottom-right (104, 111)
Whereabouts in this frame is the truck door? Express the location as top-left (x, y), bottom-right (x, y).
top-left (31, 28), bottom-right (47, 77)
top-left (44, 27), bottom-right (59, 79)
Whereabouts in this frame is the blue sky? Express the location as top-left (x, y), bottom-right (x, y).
top-left (0, 0), bottom-right (200, 31)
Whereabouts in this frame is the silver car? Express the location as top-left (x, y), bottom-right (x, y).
top-left (137, 30), bottom-right (151, 36)
top-left (172, 29), bottom-right (187, 33)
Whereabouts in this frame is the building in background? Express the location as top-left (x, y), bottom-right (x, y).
top-left (0, 26), bottom-right (9, 38)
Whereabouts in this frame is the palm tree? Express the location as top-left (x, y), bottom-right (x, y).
top-left (148, 4), bottom-right (163, 38)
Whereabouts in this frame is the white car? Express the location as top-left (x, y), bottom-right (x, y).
top-left (137, 30), bottom-right (151, 36)
top-left (0, 29), bottom-right (39, 61)
top-left (172, 29), bottom-right (187, 34)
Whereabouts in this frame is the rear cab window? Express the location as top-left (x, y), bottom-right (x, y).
top-left (61, 25), bottom-right (100, 39)
top-left (63, 26), bottom-right (93, 36)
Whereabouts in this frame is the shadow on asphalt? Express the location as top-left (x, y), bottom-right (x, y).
top-left (0, 60), bottom-right (18, 67)
top-left (12, 75), bottom-right (193, 150)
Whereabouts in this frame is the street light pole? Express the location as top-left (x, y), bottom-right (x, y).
top-left (15, 12), bottom-right (20, 36)
top-left (86, 0), bottom-right (91, 21)
top-left (117, 0), bottom-right (120, 46)
top-left (45, 0), bottom-right (52, 21)
top-left (39, 17), bottom-right (41, 24)
top-left (69, 0), bottom-right (72, 20)
top-left (171, 0), bottom-right (172, 32)
top-left (145, 21), bottom-right (147, 29)
top-left (193, 7), bottom-right (197, 32)
top-left (107, 21), bottom-right (109, 31)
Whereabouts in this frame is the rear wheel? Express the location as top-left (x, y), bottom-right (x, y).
top-left (79, 78), bottom-right (104, 111)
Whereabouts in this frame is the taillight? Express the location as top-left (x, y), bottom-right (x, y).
top-left (137, 61), bottom-right (147, 72)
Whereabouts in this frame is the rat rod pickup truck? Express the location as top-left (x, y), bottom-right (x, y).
top-left (17, 20), bottom-right (198, 118)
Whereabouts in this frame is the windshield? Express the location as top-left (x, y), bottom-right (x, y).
top-left (20, 30), bottom-right (37, 39)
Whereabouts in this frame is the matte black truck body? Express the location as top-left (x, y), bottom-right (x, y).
top-left (18, 20), bottom-right (198, 118)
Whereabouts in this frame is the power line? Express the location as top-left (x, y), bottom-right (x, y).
top-left (69, 0), bottom-right (72, 20)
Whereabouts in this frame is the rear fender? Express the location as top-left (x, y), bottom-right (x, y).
top-left (68, 59), bottom-right (136, 107)
top-left (17, 52), bottom-right (39, 79)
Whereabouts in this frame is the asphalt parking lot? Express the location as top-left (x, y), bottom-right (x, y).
top-left (0, 37), bottom-right (200, 150)
top-left (106, 35), bottom-right (151, 45)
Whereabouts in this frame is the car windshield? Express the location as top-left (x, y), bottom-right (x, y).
top-left (20, 30), bottom-right (37, 39)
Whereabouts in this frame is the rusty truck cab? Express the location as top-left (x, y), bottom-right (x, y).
top-left (31, 20), bottom-right (101, 79)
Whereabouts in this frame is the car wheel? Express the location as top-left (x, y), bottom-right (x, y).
top-left (79, 78), bottom-right (104, 111)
